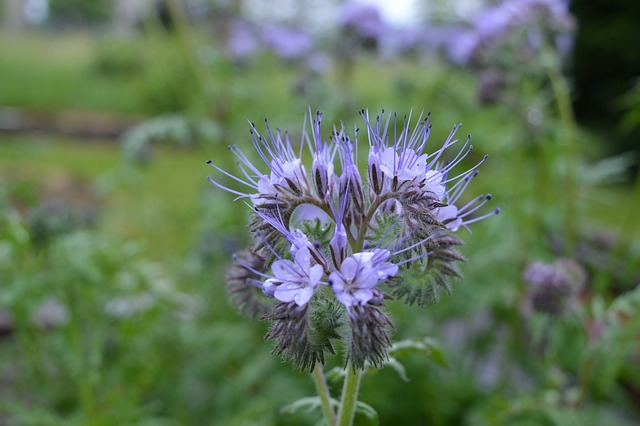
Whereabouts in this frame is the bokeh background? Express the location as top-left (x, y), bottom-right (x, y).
top-left (1, 0), bottom-right (640, 425)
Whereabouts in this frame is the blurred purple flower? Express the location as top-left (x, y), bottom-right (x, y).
top-left (339, 2), bottom-right (386, 39)
top-left (441, 0), bottom-right (575, 66)
top-left (261, 24), bottom-right (314, 60)
top-left (390, 26), bottom-right (428, 55)
top-left (227, 18), bottom-right (260, 61)
top-left (523, 258), bottom-right (586, 315)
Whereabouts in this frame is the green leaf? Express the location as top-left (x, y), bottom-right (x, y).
top-left (281, 396), bottom-right (325, 415)
top-left (354, 401), bottom-right (379, 426)
top-left (388, 337), bottom-right (449, 369)
top-left (384, 356), bottom-right (409, 381)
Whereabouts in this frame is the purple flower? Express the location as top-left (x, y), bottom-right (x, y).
top-left (362, 110), bottom-right (499, 232)
top-left (523, 258), bottom-right (586, 315)
top-left (207, 119), bottom-right (310, 207)
top-left (210, 109), bottom-right (499, 370)
top-left (263, 247), bottom-right (324, 306)
top-left (261, 24), bottom-right (314, 60)
top-left (329, 249), bottom-right (398, 309)
top-left (339, 2), bottom-right (386, 39)
top-left (226, 18), bottom-right (260, 61)
top-left (440, 0), bottom-right (575, 67)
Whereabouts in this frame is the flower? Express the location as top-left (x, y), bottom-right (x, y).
top-left (523, 258), bottom-right (586, 315)
top-left (264, 247), bottom-right (324, 306)
top-left (329, 249), bottom-right (398, 309)
top-left (261, 24), bottom-right (314, 60)
top-left (208, 109), bottom-right (498, 370)
top-left (339, 2), bottom-right (386, 40)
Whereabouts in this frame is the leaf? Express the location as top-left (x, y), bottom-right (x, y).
top-left (325, 366), bottom-right (348, 383)
top-left (280, 396), bottom-right (325, 415)
top-left (388, 337), bottom-right (449, 369)
top-left (354, 401), bottom-right (379, 426)
top-left (384, 356), bottom-right (409, 381)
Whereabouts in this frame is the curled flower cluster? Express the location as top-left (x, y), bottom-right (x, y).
top-left (208, 109), bottom-right (499, 370)
top-left (523, 258), bottom-right (586, 316)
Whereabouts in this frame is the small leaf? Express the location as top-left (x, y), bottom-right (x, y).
top-left (354, 401), bottom-right (379, 425)
top-left (325, 366), bottom-right (347, 383)
top-left (389, 337), bottom-right (449, 369)
top-left (281, 396), bottom-right (324, 415)
top-left (384, 356), bottom-right (409, 381)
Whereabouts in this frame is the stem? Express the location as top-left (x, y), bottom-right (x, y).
top-left (312, 363), bottom-right (336, 426)
top-left (546, 62), bottom-right (579, 252)
top-left (354, 193), bottom-right (390, 251)
top-left (337, 362), bottom-right (362, 426)
top-left (592, 167), bottom-right (640, 293)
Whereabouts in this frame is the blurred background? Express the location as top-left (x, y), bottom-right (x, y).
top-left (1, 0), bottom-right (640, 424)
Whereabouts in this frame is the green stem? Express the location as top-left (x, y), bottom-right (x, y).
top-left (354, 193), bottom-right (390, 251)
top-left (546, 63), bottom-right (579, 252)
top-left (312, 363), bottom-right (336, 426)
top-left (337, 363), bottom-right (362, 426)
top-left (592, 167), bottom-right (640, 293)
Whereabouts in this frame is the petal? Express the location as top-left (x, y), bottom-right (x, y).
top-left (335, 291), bottom-right (354, 307)
top-left (354, 268), bottom-right (379, 289)
top-left (379, 147), bottom-right (398, 175)
top-left (377, 262), bottom-right (398, 280)
top-left (352, 251), bottom-right (375, 266)
top-left (329, 271), bottom-right (346, 292)
top-left (340, 257), bottom-right (358, 281)
top-left (445, 218), bottom-right (463, 232)
top-left (262, 278), bottom-right (280, 297)
top-left (294, 247), bottom-right (312, 271)
top-left (257, 175), bottom-right (275, 194)
top-left (274, 282), bottom-right (302, 303)
top-left (308, 264), bottom-right (324, 285)
top-left (271, 259), bottom-right (300, 281)
top-left (293, 285), bottom-right (315, 306)
top-left (350, 289), bottom-right (373, 305)
top-left (436, 204), bottom-right (458, 222)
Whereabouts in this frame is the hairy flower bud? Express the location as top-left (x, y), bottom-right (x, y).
top-left (225, 250), bottom-right (272, 318)
top-left (348, 305), bottom-right (393, 370)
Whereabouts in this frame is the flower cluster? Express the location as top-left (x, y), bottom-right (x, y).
top-left (208, 110), bottom-right (498, 370)
top-left (439, 0), bottom-right (575, 104)
top-left (523, 258), bottom-right (586, 316)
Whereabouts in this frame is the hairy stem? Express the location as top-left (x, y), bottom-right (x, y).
top-left (312, 363), bottom-right (336, 426)
top-left (337, 362), bottom-right (362, 426)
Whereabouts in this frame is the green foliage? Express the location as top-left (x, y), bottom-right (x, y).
top-left (121, 113), bottom-right (221, 164)
top-left (48, 0), bottom-right (113, 24)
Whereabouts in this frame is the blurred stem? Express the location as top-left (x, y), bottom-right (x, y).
top-left (337, 363), bottom-right (362, 426)
top-left (165, 0), bottom-right (208, 91)
top-left (592, 167), bottom-right (640, 293)
top-left (66, 282), bottom-right (95, 417)
top-left (618, 167), bottom-right (640, 247)
top-left (312, 363), bottom-right (336, 426)
top-left (546, 63), bottom-right (579, 252)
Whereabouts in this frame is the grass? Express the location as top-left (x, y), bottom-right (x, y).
top-left (0, 136), bottom-right (214, 260)
top-left (0, 33), bottom-right (144, 114)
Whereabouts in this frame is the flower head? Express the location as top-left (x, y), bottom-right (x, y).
top-left (208, 109), bottom-right (499, 370)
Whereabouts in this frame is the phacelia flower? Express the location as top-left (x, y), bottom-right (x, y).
top-left (329, 249), bottom-right (398, 309)
top-left (264, 247), bottom-right (324, 306)
top-left (523, 258), bottom-right (586, 316)
top-left (208, 109), bottom-right (499, 370)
